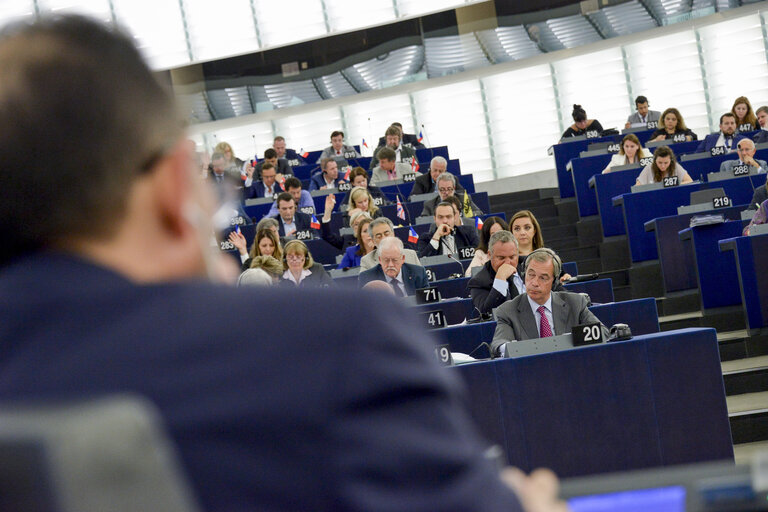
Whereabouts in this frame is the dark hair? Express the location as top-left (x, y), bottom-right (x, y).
top-left (635, 95), bottom-right (648, 106)
top-left (284, 177), bottom-right (301, 190)
top-left (260, 162), bottom-right (275, 172)
top-left (321, 157), bottom-right (335, 171)
top-left (720, 112), bottom-right (736, 124)
top-left (348, 167), bottom-right (369, 183)
top-left (330, 130), bottom-right (344, 139)
top-left (477, 217), bottom-right (509, 253)
top-left (264, 148), bottom-right (277, 159)
top-left (377, 147), bottom-right (396, 162)
top-left (444, 195), bottom-right (462, 215)
top-left (660, 108), bottom-right (688, 132)
top-left (276, 192), bottom-right (294, 205)
top-left (435, 201), bottom-right (456, 214)
top-left (355, 217), bottom-right (373, 257)
top-left (0, 15), bottom-right (181, 266)
top-left (572, 104), bottom-right (587, 123)
top-left (651, 146), bottom-right (677, 183)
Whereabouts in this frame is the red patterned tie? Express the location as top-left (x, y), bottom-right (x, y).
top-left (538, 305), bottom-right (553, 337)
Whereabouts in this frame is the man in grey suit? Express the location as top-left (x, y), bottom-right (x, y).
top-left (625, 95), bottom-right (661, 129)
top-left (371, 146), bottom-right (415, 183)
top-left (360, 217), bottom-right (421, 270)
top-left (421, 173), bottom-right (483, 217)
top-left (719, 138), bottom-right (767, 174)
top-left (491, 248), bottom-right (608, 356)
top-left (358, 236), bottom-right (429, 296)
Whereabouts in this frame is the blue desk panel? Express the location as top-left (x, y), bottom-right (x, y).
top-left (679, 220), bottom-right (748, 310)
top-left (616, 178), bottom-right (756, 262)
top-left (453, 328), bottom-right (732, 478)
top-left (414, 297), bottom-right (473, 326)
top-left (645, 206), bottom-right (745, 293)
top-left (563, 278), bottom-right (614, 304)
top-left (588, 298), bottom-right (659, 335)
top-left (720, 233), bottom-right (768, 332)
top-left (574, 140), bottom-right (700, 218)
top-left (571, 154), bottom-right (611, 217)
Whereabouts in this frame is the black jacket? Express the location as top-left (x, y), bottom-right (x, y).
top-left (467, 260), bottom-right (524, 316)
top-left (416, 225), bottom-right (479, 258)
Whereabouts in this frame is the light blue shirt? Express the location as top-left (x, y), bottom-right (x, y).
top-left (282, 218), bottom-right (296, 235)
top-left (527, 294), bottom-right (554, 338)
top-left (491, 273), bottom-right (525, 298)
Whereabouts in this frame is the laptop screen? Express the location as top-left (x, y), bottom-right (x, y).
top-left (567, 485), bottom-right (686, 512)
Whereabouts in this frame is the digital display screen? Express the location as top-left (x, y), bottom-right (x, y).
top-left (568, 485), bottom-right (686, 512)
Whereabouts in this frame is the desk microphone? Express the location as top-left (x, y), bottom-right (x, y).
top-left (445, 253), bottom-right (466, 279)
top-left (565, 273), bottom-right (599, 283)
top-left (468, 341), bottom-right (492, 360)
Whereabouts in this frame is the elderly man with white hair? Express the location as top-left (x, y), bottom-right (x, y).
top-left (719, 138), bottom-right (767, 174)
top-left (409, 155), bottom-right (466, 197)
top-left (358, 236), bottom-right (429, 296)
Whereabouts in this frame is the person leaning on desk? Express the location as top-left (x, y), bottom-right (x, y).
top-left (491, 249), bottom-right (609, 356)
top-left (635, 146), bottom-right (693, 186)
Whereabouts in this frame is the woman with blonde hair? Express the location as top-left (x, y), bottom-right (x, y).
top-left (602, 134), bottom-right (652, 173)
top-left (280, 240), bottom-right (333, 288)
top-left (347, 186), bottom-right (382, 220)
top-left (208, 141), bottom-right (245, 173)
top-left (732, 96), bottom-right (758, 132)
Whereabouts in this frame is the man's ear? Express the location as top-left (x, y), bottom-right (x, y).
top-left (151, 139), bottom-right (196, 237)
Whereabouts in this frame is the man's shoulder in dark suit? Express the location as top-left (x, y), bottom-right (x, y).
top-left (358, 264), bottom-right (385, 287)
top-left (0, 253), bottom-right (523, 511)
top-left (402, 262), bottom-right (429, 292)
top-left (754, 130), bottom-right (768, 144)
top-left (411, 173), bottom-right (434, 196)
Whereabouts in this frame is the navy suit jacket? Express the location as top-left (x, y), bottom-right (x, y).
top-left (0, 252), bottom-right (522, 511)
top-left (357, 262), bottom-right (429, 295)
top-left (309, 172), bottom-right (347, 191)
top-left (753, 130), bottom-right (768, 145)
top-left (273, 211), bottom-right (315, 237)
top-left (696, 133), bottom-right (744, 153)
top-left (244, 180), bottom-right (282, 200)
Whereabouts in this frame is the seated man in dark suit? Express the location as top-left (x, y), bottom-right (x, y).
top-left (0, 16), bottom-right (562, 512)
top-left (421, 173), bottom-right (482, 217)
top-left (491, 248), bottom-right (608, 356)
top-left (272, 135), bottom-right (305, 168)
top-left (310, 158), bottom-right (347, 191)
top-left (370, 125), bottom-right (418, 169)
top-left (243, 162), bottom-right (282, 200)
top-left (719, 138), bottom-right (767, 174)
top-left (753, 106), bottom-right (768, 144)
top-left (377, 121), bottom-right (426, 149)
top-left (266, 177), bottom-right (314, 217)
top-left (409, 156), bottom-right (465, 197)
top-left (358, 236), bottom-right (428, 296)
top-left (253, 148), bottom-right (291, 180)
top-left (272, 192), bottom-right (317, 238)
top-left (696, 113), bottom-right (744, 153)
top-left (417, 202), bottom-right (479, 258)
top-left (468, 230), bottom-right (525, 316)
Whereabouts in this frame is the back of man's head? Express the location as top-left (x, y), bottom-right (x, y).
top-left (0, 16), bottom-right (180, 266)
top-left (377, 147), bottom-right (396, 162)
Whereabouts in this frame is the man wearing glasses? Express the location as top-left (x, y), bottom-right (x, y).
top-left (359, 218), bottom-right (421, 271)
top-left (420, 173), bottom-right (482, 217)
top-left (358, 236), bottom-right (428, 296)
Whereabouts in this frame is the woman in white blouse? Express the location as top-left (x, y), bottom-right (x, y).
top-left (602, 134), bottom-right (652, 174)
top-left (635, 146), bottom-right (692, 186)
